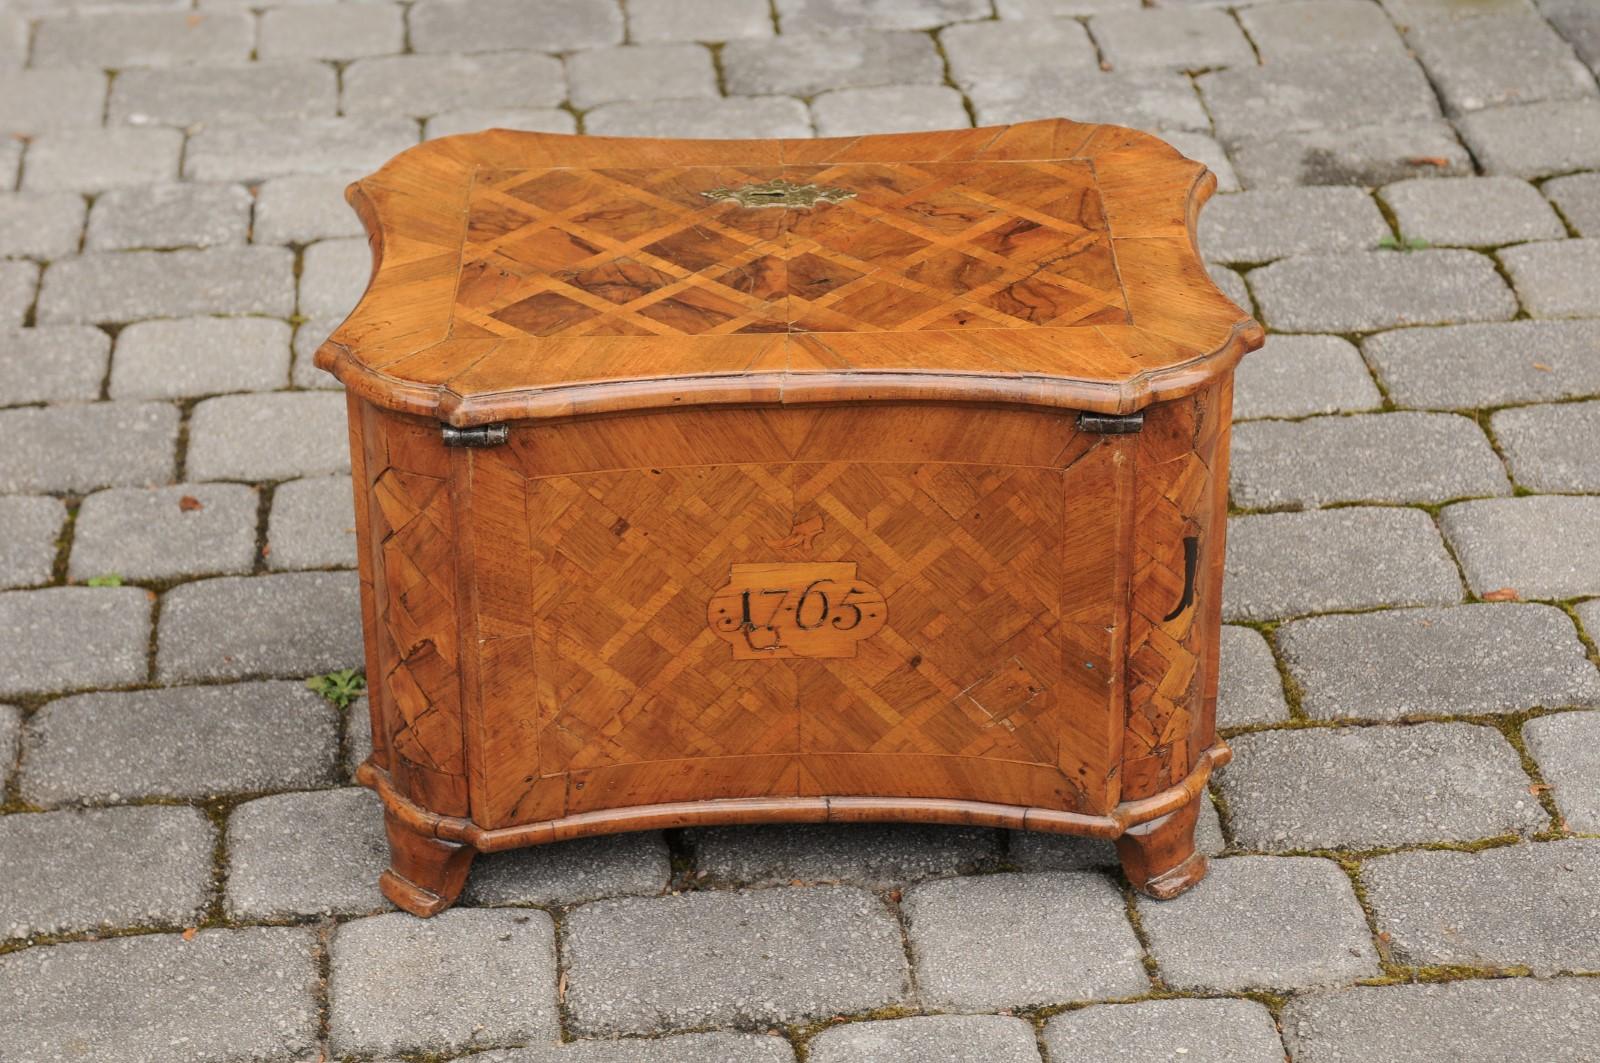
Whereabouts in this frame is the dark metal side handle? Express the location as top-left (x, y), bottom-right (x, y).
top-left (1163, 534), bottom-right (1199, 622)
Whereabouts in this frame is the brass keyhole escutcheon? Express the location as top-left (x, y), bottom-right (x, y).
top-left (701, 178), bottom-right (857, 210)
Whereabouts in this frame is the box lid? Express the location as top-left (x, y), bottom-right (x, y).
top-left (316, 119), bottom-right (1261, 426)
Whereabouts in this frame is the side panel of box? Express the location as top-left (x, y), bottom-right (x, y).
top-left (1122, 382), bottom-right (1230, 800)
top-left (355, 402), bottom-right (471, 817)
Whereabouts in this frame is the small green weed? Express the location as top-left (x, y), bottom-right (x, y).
top-left (1378, 234), bottom-right (1430, 252)
top-left (84, 574), bottom-right (123, 587)
top-left (306, 669), bottom-right (366, 709)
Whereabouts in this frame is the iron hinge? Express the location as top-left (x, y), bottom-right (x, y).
top-left (1076, 411), bottom-right (1145, 435)
top-left (441, 423), bottom-right (509, 448)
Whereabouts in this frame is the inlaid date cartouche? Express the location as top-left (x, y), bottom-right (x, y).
top-left (708, 562), bottom-right (886, 660)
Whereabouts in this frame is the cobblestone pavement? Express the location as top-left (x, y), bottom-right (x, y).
top-left (2, 0), bottom-right (1600, 1060)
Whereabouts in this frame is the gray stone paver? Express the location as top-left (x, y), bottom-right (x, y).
top-left (0, 141), bottom-right (19, 192)
top-left (69, 482), bottom-right (259, 582)
top-left (1198, 187), bottom-right (1391, 264)
top-left (0, 400), bottom-right (178, 494)
top-left (722, 31), bottom-right (943, 97)
top-left (1363, 840), bottom-right (1600, 974)
top-left (1544, 172), bottom-right (1600, 236)
top-left (1442, 496), bottom-right (1600, 599)
top-left (691, 822), bottom-right (1000, 887)
top-left (85, 183), bottom-right (252, 252)
top-left (110, 63), bottom-right (340, 126)
top-left (1492, 400), bottom-right (1600, 491)
top-left (1137, 856), bottom-right (1381, 991)
top-left (226, 787), bottom-right (388, 919)
top-left (464, 831), bottom-right (672, 907)
top-left (257, 3), bottom-right (406, 61)
top-left (568, 44), bottom-right (719, 110)
top-left (585, 97), bottom-right (813, 139)
top-left (627, 0), bottom-right (774, 43)
top-left (1524, 711), bottom-right (1600, 831)
top-left (1223, 508), bottom-right (1462, 622)
top-left (300, 236), bottom-right (372, 319)
top-left (1239, 0), bottom-right (1409, 61)
top-left (811, 86), bottom-right (972, 137)
top-left (972, 69), bottom-right (1210, 133)
top-left (1163, 130), bottom-right (1239, 192)
top-left (0, 804), bottom-right (213, 939)
top-left (0, 68), bottom-right (107, 135)
top-left (0, 496), bottom-right (65, 590)
top-left (1226, 121), bottom-right (1474, 188)
top-left (1405, 13), bottom-right (1597, 117)
top-left (0, 705), bottom-right (16, 790)
top-left (3, 2), bottom-right (1600, 1051)
top-left (183, 116), bottom-right (419, 182)
top-left (1577, 597), bottom-right (1600, 641)
top-left (253, 173), bottom-right (368, 245)
top-left (427, 108), bottom-right (579, 139)
top-left (109, 316), bottom-right (291, 400)
top-left (1042, 998), bottom-right (1286, 1063)
top-left (1091, 8), bottom-right (1254, 72)
top-left (486, 1033), bottom-right (797, 1063)
top-left (37, 247), bottom-right (296, 323)
top-left (1282, 977), bottom-right (1600, 1063)
top-left (0, 260), bottom-right (35, 324)
top-left (809, 1015), bottom-right (1041, 1063)
top-left (329, 902), bottom-right (556, 1056)
top-left (22, 128), bottom-right (183, 193)
top-left (266, 475), bottom-right (357, 570)
top-left (409, 0), bottom-right (624, 53)
top-left (157, 571), bottom-right (363, 682)
top-left (1544, 0), bottom-right (1600, 72)
top-left (775, 0), bottom-right (987, 32)
top-left (1279, 604), bottom-right (1600, 720)
top-left (1458, 99), bottom-right (1600, 178)
top-left (342, 52), bottom-right (566, 117)
top-left (1219, 723), bottom-right (1545, 851)
top-left (0, 928), bottom-right (319, 1063)
top-left (903, 872), bottom-right (1147, 1008)
top-left (941, 18), bottom-right (1099, 93)
top-left (1382, 176), bottom-right (1569, 247)
top-left (21, 681), bottom-right (339, 805)
top-left (1232, 334), bottom-right (1382, 420)
top-left (1218, 625), bottom-right (1290, 728)
top-left (1361, 320), bottom-right (1600, 410)
top-left (0, 587), bottom-right (151, 698)
top-left (1229, 412), bottom-right (1510, 508)
top-left (186, 391), bottom-right (351, 482)
top-left (0, 191), bottom-right (86, 260)
top-left (1500, 238), bottom-right (1600, 318)
top-left (1250, 250), bottom-right (1517, 333)
top-left (1207, 262), bottom-right (1249, 311)
top-left (563, 886), bottom-right (909, 1035)
top-left (31, 10), bottom-right (255, 69)
top-left (1198, 54), bottom-right (1441, 145)
top-left (293, 316), bottom-right (347, 388)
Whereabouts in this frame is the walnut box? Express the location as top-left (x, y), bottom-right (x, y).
top-left (318, 119), bottom-right (1263, 916)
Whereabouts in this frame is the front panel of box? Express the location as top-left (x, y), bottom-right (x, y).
top-left (459, 403), bottom-right (1131, 829)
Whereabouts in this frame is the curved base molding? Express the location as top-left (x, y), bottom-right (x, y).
top-left (358, 742), bottom-right (1229, 916)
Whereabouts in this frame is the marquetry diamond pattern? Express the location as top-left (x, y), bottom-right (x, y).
top-left (370, 467), bottom-right (465, 780)
top-left (521, 451), bottom-right (1069, 778)
top-left (453, 160), bottom-right (1131, 340)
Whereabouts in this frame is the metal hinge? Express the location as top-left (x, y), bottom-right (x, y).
top-left (440, 423), bottom-right (509, 448)
top-left (1076, 411), bottom-right (1145, 434)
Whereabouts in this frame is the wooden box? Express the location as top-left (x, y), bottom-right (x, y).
top-left (318, 120), bottom-right (1263, 916)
